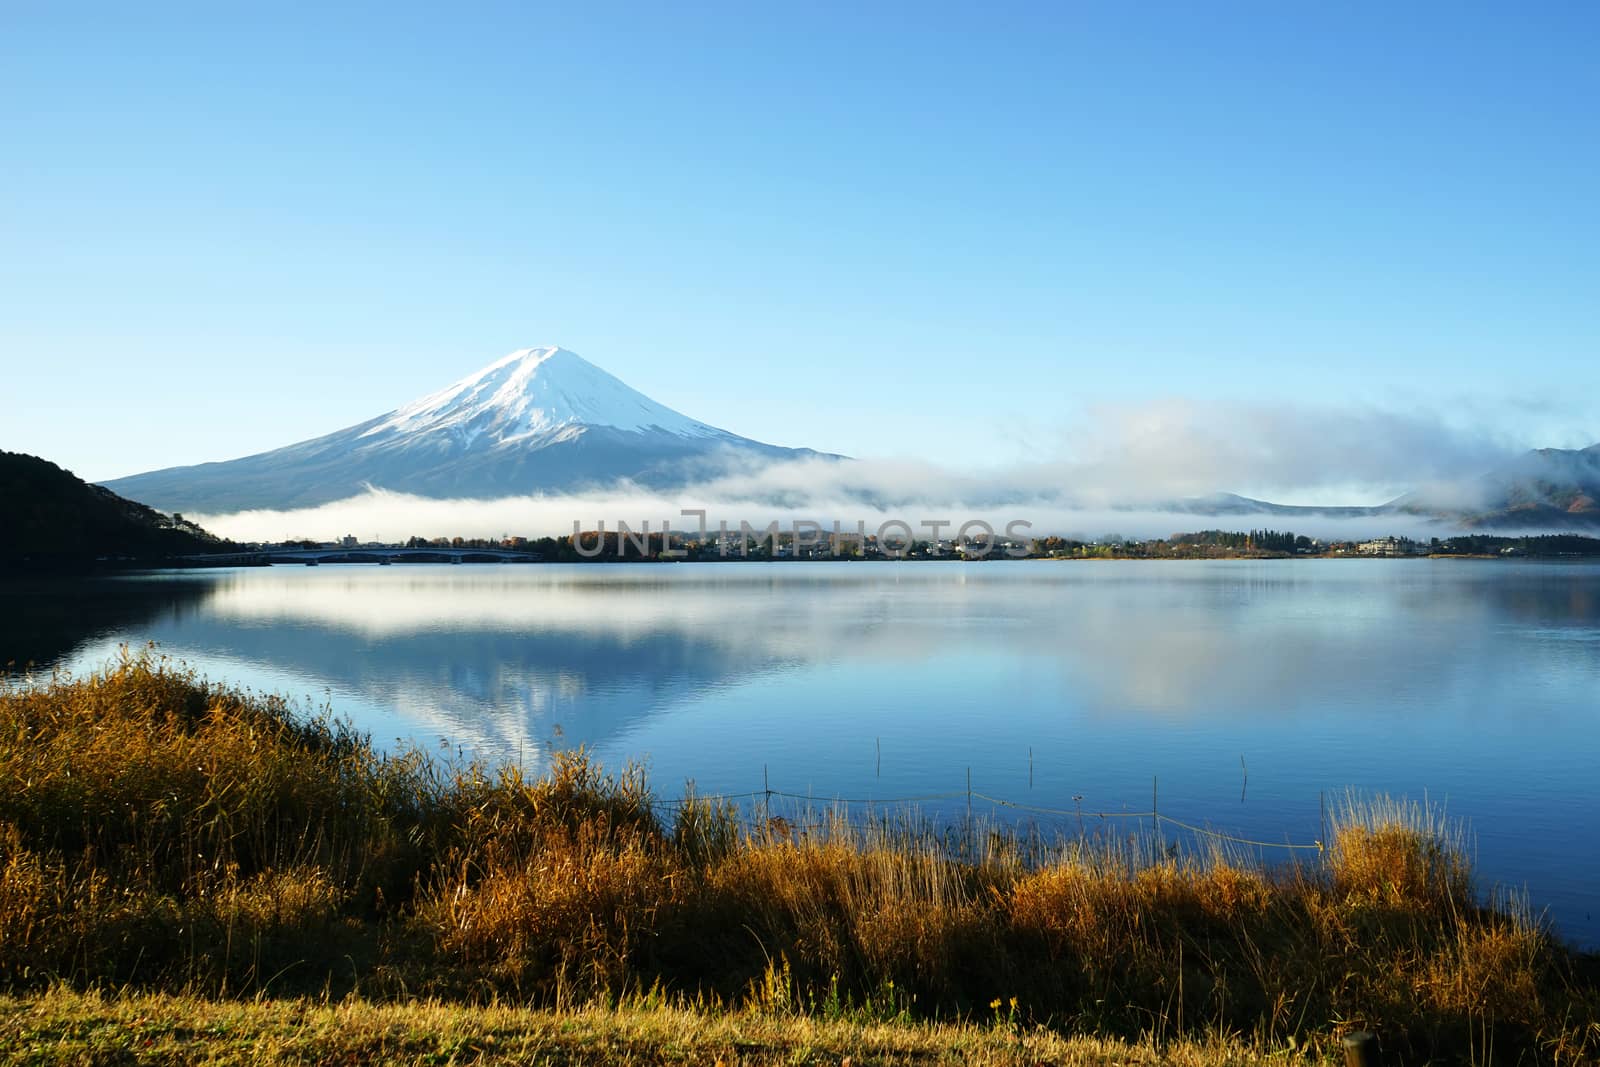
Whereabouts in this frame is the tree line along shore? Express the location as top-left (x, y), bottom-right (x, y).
top-left (229, 528), bottom-right (1600, 564)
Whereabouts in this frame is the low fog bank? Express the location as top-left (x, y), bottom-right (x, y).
top-left (191, 399), bottom-right (1574, 544)
top-left (1042, 398), bottom-right (1523, 505)
top-left (195, 478), bottom-right (1466, 546)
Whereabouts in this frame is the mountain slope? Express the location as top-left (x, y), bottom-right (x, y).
top-left (1391, 444), bottom-right (1600, 529)
top-left (1165, 446), bottom-right (1600, 530)
top-left (1, 451), bottom-right (233, 569)
top-left (1162, 492), bottom-right (1385, 519)
top-left (102, 347), bottom-right (833, 514)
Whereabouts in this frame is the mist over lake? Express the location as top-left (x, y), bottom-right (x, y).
top-left (14, 558), bottom-right (1599, 947)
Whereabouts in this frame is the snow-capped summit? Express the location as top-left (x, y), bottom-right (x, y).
top-left (103, 346), bottom-right (833, 514)
top-left (362, 346), bottom-right (724, 447)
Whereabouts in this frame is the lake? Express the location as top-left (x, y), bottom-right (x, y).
top-left (7, 559), bottom-right (1598, 946)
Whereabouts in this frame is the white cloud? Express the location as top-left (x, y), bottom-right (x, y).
top-left (191, 399), bottom-right (1549, 543)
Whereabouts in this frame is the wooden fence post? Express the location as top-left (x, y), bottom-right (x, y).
top-left (1342, 1031), bottom-right (1379, 1067)
top-left (966, 766), bottom-right (973, 856)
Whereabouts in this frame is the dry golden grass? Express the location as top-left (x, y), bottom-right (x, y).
top-left (1327, 793), bottom-right (1472, 912)
top-left (3, 651), bottom-right (1598, 1064)
top-left (0, 986), bottom-right (1343, 1066)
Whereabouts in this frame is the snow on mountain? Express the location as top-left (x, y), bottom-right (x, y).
top-left (98, 340), bottom-right (1600, 532)
top-left (101, 346), bottom-right (832, 515)
top-left (360, 347), bottom-right (726, 448)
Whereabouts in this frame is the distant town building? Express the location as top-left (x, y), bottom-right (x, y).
top-left (1355, 536), bottom-right (1424, 556)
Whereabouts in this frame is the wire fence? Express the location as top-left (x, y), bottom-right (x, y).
top-left (652, 772), bottom-right (1329, 858)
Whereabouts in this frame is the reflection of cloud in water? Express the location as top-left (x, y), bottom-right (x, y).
top-left (128, 615), bottom-right (792, 763)
top-left (92, 561), bottom-right (1600, 765)
top-left (1052, 563), bottom-right (1600, 720)
top-left (38, 560), bottom-right (1600, 950)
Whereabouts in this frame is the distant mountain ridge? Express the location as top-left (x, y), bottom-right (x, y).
top-left (1392, 443), bottom-right (1600, 529)
top-left (1160, 445), bottom-right (1600, 530)
top-left (1163, 492), bottom-right (1384, 520)
top-left (103, 346), bottom-right (837, 514)
top-left (95, 343), bottom-right (1600, 532)
top-left (0, 451), bottom-right (232, 569)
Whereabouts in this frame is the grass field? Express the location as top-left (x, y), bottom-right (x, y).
top-left (2, 650), bottom-right (1596, 1064)
top-left (0, 987), bottom-right (1342, 1066)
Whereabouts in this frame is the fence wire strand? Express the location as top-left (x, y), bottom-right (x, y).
top-left (653, 780), bottom-right (1326, 853)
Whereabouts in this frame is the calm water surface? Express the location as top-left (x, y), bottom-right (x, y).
top-left (9, 560), bottom-right (1599, 945)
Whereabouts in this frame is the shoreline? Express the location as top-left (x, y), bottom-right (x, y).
top-left (4, 654), bottom-right (1596, 1064)
top-left (5, 550), bottom-right (1590, 575)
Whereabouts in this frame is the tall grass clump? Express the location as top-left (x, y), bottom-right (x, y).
top-left (416, 752), bottom-right (683, 996)
top-left (0, 649), bottom-right (438, 990)
top-left (2, 650), bottom-right (1596, 1063)
top-left (1328, 792), bottom-right (1472, 911)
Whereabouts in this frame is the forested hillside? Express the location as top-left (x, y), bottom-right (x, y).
top-left (1, 451), bottom-right (232, 569)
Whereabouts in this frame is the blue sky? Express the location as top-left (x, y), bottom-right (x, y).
top-left (4, 1), bottom-right (1597, 496)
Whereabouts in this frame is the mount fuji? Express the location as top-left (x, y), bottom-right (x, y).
top-left (102, 346), bottom-right (836, 514)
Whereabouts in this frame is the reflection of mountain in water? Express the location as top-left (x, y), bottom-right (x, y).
top-left (44, 561), bottom-right (1600, 764)
top-left (25, 562), bottom-right (1600, 952)
top-left (0, 575), bottom-right (213, 670)
top-left (134, 612), bottom-right (805, 760)
top-left (115, 566), bottom-right (902, 762)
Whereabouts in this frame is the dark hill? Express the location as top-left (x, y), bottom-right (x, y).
top-left (1, 451), bottom-right (235, 570)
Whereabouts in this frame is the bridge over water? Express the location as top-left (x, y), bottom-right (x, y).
top-left (179, 547), bottom-right (544, 566)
